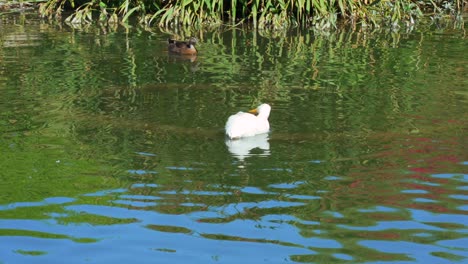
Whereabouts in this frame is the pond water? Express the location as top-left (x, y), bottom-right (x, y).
top-left (0, 13), bottom-right (467, 263)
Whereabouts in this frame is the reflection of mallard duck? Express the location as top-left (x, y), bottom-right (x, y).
top-left (225, 104), bottom-right (271, 139)
top-left (168, 37), bottom-right (198, 55)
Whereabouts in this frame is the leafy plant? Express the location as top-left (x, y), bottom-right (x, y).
top-left (37, 0), bottom-right (466, 30)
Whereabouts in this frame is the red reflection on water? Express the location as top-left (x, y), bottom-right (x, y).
top-left (332, 125), bottom-right (466, 220)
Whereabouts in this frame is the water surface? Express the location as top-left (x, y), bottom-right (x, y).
top-left (0, 13), bottom-right (467, 263)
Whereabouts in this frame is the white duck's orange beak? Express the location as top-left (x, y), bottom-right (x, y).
top-left (248, 108), bottom-right (258, 115)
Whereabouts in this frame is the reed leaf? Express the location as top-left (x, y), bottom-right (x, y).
top-left (122, 6), bottom-right (141, 23)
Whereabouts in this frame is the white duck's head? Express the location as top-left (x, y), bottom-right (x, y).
top-left (249, 104), bottom-right (271, 119)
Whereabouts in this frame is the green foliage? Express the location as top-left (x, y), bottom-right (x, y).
top-left (37, 0), bottom-right (466, 30)
top-left (148, 0), bottom-right (224, 27)
top-left (39, 0), bottom-right (149, 24)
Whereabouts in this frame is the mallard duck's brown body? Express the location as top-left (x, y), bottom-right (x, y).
top-left (168, 38), bottom-right (198, 55)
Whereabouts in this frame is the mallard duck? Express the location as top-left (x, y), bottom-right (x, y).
top-left (225, 104), bottom-right (271, 139)
top-left (168, 37), bottom-right (198, 55)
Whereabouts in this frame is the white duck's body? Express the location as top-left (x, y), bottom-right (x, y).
top-left (225, 104), bottom-right (271, 139)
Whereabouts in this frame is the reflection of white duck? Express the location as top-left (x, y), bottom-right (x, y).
top-left (225, 104), bottom-right (271, 139)
top-left (225, 133), bottom-right (270, 161)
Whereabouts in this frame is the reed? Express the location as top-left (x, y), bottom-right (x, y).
top-left (38, 0), bottom-right (466, 29)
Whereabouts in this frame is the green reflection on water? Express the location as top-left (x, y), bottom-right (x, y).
top-left (0, 228), bottom-right (97, 243)
top-left (14, 249), bottom-right (47, 256)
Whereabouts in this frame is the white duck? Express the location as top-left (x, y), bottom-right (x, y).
top-left (225, 104), bottom-right (271, 139)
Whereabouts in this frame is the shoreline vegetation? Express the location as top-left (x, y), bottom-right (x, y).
top-left (0, 0), bottom-right (466, 31)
